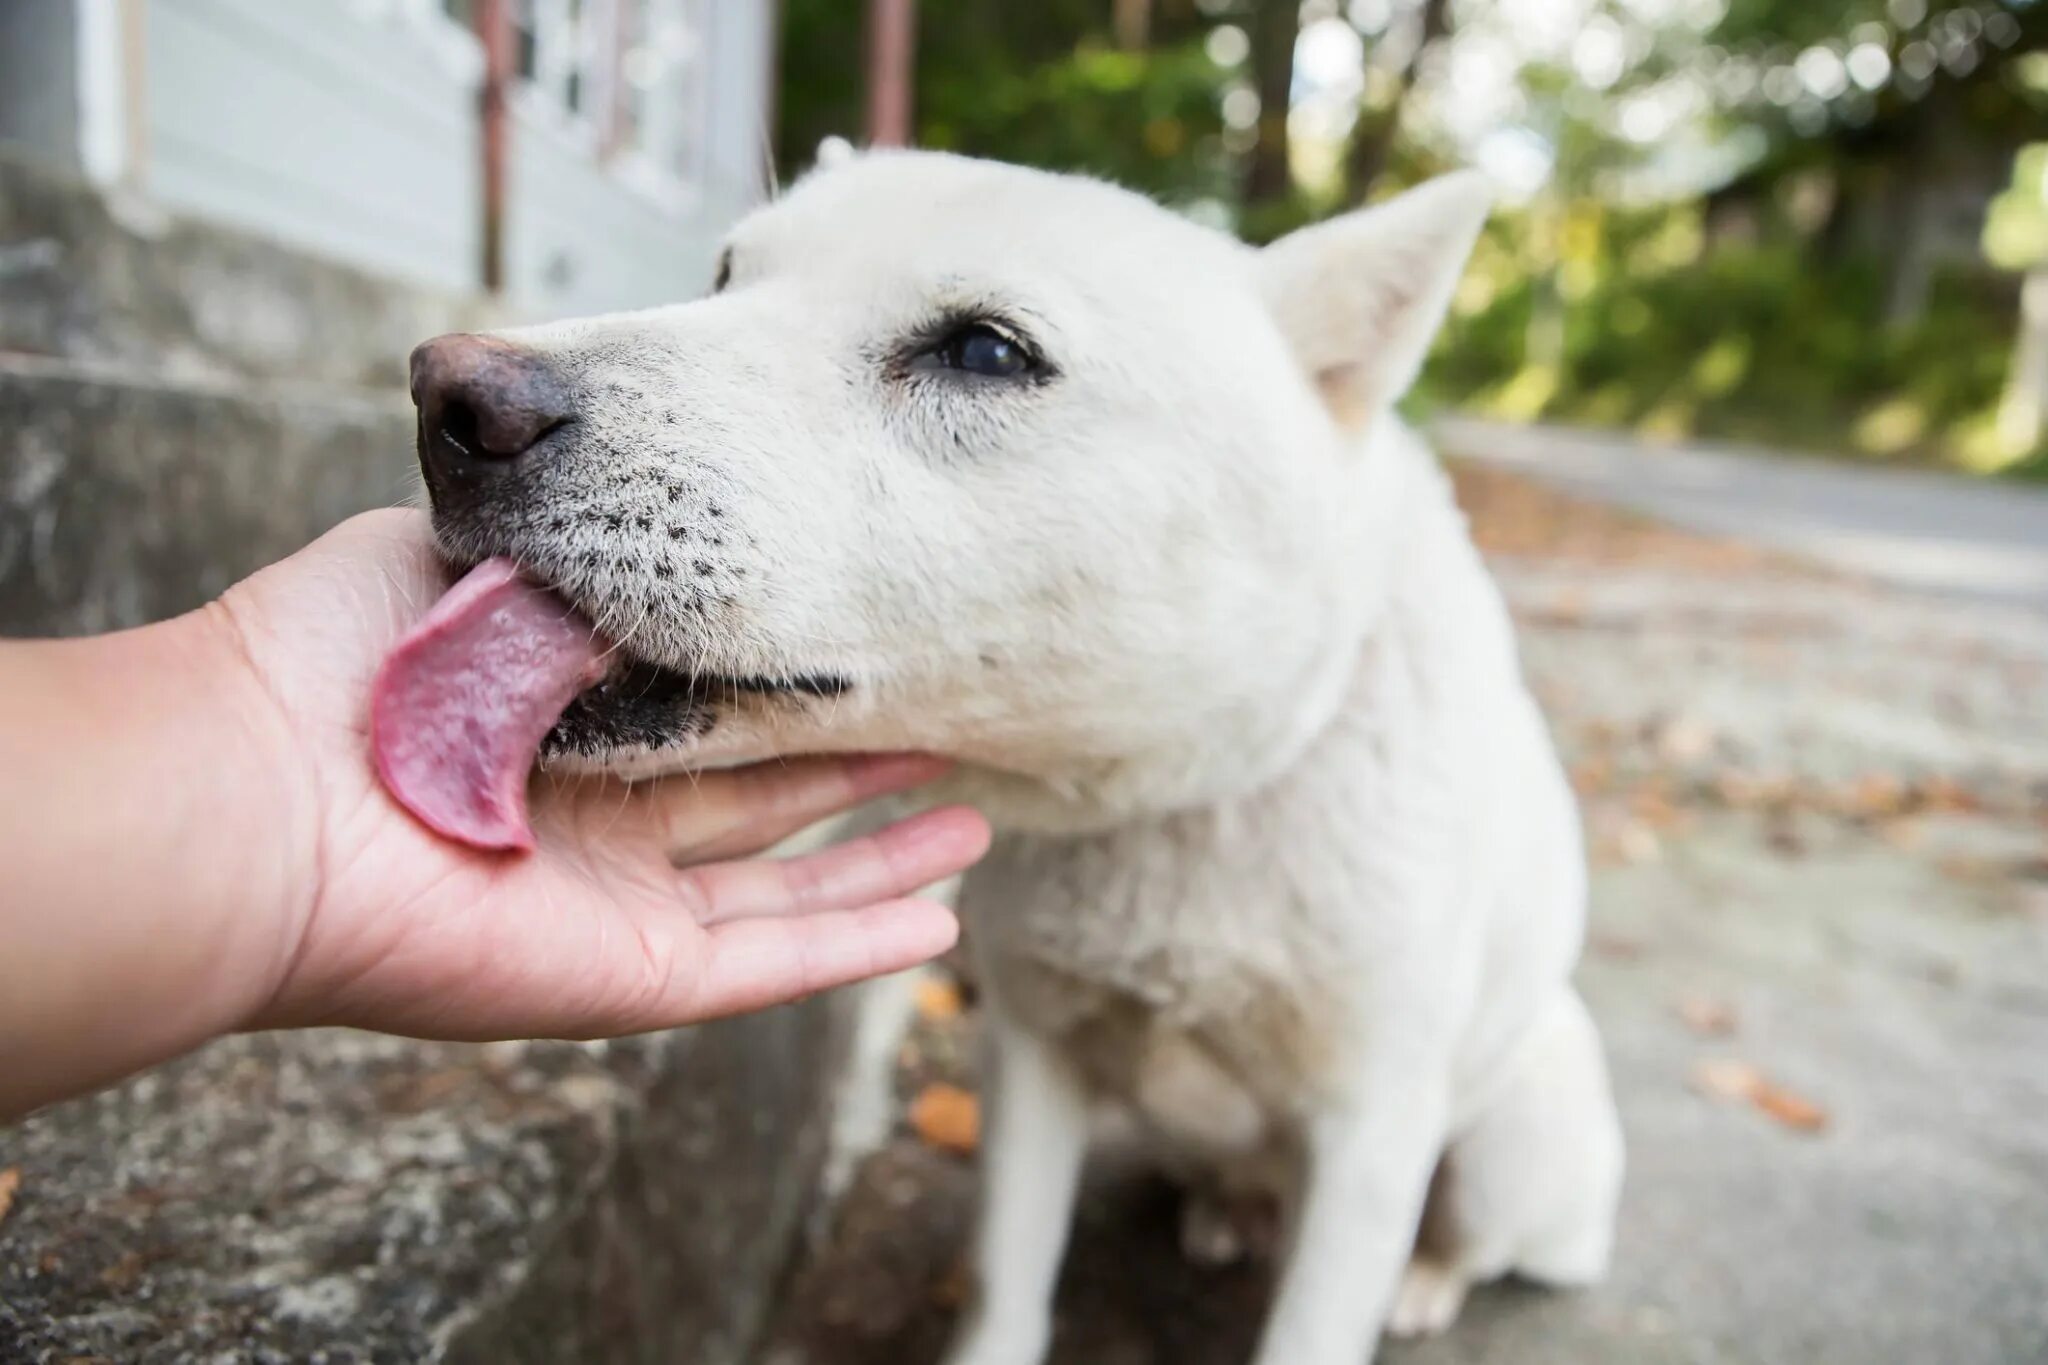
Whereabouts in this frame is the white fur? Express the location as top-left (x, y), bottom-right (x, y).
top-left (436, 151), bottom-right (1623, 1364)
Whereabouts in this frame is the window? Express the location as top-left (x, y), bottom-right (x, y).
top-left (611, 0), bottom-right (708, 190)
top-left (513, 0), bottom-right (607, 130)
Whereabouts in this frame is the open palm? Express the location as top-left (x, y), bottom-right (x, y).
top-left (217, 510), bottom-right (988, 1039)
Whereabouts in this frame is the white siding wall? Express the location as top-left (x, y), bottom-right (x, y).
top-left (130, 0), bottom-right (774, 317)
top-left (145, 0), bottom-right (482, 293)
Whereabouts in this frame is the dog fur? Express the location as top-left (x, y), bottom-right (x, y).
top-left (421, 150), bottom-right (1623, 1365)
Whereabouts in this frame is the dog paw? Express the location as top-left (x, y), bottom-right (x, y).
top-left (1386, 1259), bottom-right (1470, 1339)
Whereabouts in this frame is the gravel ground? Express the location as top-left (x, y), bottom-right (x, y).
top-left (755, 462), bottom-right (2048, 1365)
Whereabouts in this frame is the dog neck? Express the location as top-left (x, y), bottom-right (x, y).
top-left (952, 415), bottom-right (1450, 835)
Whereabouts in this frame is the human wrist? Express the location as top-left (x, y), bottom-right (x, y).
top-left (0, 605), bottom-right (317, 1115)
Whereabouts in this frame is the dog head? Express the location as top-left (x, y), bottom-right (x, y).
top-left (411, 152), bottom-right (1489, 826)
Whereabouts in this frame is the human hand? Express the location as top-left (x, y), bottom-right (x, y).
top-left (206, 509), bottom-right (988, 1039)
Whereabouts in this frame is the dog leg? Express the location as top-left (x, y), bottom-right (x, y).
top-left (944, 1018), bottom-right (1090, 1365)
top-left (1388, 987), bottom-right (1623, 1338)
top-left (1249, 1086), bottom-right (1447, 1365)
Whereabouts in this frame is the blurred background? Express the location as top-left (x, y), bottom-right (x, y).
top-left (785, 0), bottom-right (2048, 477)
top-left (2, 5), bottom-right (2045, 1364)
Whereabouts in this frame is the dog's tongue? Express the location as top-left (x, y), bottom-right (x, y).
top-left (372, 559), bottom-right (608, 851)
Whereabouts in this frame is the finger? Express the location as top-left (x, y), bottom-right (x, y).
top-left (554, 752), bottom-right (952, 862)
top-left (680, 804), bottom-right (990, 926)
top-left (686, 897), bottom-right (960, 1020)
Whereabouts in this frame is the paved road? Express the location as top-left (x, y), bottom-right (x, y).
top-left (1436, 419), bottom-right (2048, 611)
top-left (764, 556), bottom-right (2048, 1365)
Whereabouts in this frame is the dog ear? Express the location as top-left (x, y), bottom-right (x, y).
top-left (1258, 171), bottom-right (1493, 428)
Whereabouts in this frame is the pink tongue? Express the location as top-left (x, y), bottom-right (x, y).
top-left (372, 559), bottom-right (609, 851)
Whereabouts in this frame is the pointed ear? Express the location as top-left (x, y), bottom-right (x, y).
top-left (1258, 171), bottom-right (1494, 427)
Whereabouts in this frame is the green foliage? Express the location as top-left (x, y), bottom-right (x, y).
top-left (777, 1), bottom-right (2046, 474)
top-left (1420, 202), bottom-right (2034, 466)
top-left (1985, 144), bottom-right (2048, 270)
top-left (777, 0), bottom-right (1233, 199)
top-left (919, 41), bottom-right (1235, 203)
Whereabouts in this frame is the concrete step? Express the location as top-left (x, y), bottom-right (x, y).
top-left (0, 347), bottom-right (869, 1361)
top-left (0, 353), bottom-right (417, 635)
top-left (0, 147), bottom-right (500, 391)
top-left (1, 1007), bottom-right (857, 1365)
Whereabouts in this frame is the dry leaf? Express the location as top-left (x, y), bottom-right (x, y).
top-left (914, 975), bottom-right (964, 1023)
top-left (1570, 757), bottom-right (1614, 797)
top-left (0, 1167), bottom-right (19, 1227)
top-left (909, 1083), bottom-right (981, 1155)
top-left (1915, 776), bottom-right (1978, 815)
top-left (1691, 1059), bottom-right (1828, 1134)
top-left (1848, 773), bottom-right (1907, 818)
top-left (1751, 1081), bottom-right (1829, 1132)
top-left (1675, 995), bottom-right (1738, 1038)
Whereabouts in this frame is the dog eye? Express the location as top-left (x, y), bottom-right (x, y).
top-left (930, 323), bottom-right (1034, 379)
top-left (711, 248), bottom-right (733, 294)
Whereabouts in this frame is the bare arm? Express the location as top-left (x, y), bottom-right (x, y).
top-left (0, 511), bottom-right (988, 1120)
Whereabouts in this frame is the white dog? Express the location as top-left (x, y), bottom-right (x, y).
top-left (403, 150), bottom-right (1623, 1365)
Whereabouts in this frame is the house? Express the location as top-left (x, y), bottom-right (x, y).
top-left (0, 0), bottom-right (780, 318)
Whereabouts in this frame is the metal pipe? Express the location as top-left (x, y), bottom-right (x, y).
top-left (863, 0), bottom-right (915, 148)
top-left (478, 0), bottom-right (514, 293)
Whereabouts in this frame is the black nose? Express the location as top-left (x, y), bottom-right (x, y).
top-left (409, 333), bottom-right (574, 483)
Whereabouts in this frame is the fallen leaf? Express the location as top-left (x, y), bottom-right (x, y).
top-left (1675, 995), bottom-right (1738, 1038)
top-left (914, 975), bottom-right (964, 1023)
top-left (1847, 773), bottom-right (1907, 819)
top-left (0, 1167), bottom-right (18, 1226)
top-left (1570, 757), bottom-right (1614, 796)
top-left (1629, 785), bottom-right (1685, 832)
top-left (1915, 776), bottom-right (1979, 815)
top-left (1690, 1059), bottom-right (1829, 1134)
top-left (1750, 1081), bottom-right (1829, 1132)
top-left (909, 1083), bottom-right (981, 1155)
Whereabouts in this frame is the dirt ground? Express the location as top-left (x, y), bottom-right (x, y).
top-left (756, 463), bottom-right (2048, 1365)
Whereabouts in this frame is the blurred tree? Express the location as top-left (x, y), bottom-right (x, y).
top-left (1341, 0), bottom-right (1452, 204)
top-left (1704, 0), bottom-right (2048, 323)
top-left (778, 0), bottom-right (1229, 202)
top-left (1243, 0), bottom-right (1301, 207)
top-left (1987, 144), bottom-right (2048, 456)
top-left (772, 0), bottom-right (2047, 472)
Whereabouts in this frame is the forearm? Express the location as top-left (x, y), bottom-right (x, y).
top-left (0, 608), bottom-right (309, 1119)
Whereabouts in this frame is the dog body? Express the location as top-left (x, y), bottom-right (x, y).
top-left (413, 151), bottom-right (1621, 1364)
top-left (951, 424), bottom-right (1620, 1365)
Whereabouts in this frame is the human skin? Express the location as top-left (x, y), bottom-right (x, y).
top-left (0, 509), bottom-right (989, 1120)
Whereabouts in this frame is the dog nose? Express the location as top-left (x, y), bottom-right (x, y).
top-left (409, 334), bottom-right (574, 480)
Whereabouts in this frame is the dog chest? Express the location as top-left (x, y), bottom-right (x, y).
top-left (963, 818), bottom-right (1377, 1118)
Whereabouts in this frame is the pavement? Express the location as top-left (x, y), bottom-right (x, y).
top-left (1436, 418), bottom-right (2048, 612)
top-left (756, 457), bottom-right (2048, 1365)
